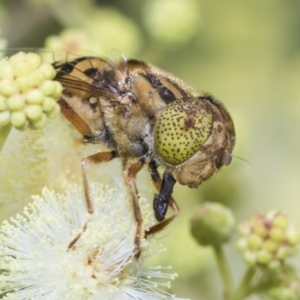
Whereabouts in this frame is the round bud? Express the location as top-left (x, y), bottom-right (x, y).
top-left (0, 62), bottom-right (13, 80)
top-left (0, 80), bottom-right (15, 96)
top-left (27, 70), bottom-right (46, 87)
top-left (13, 61), bottom-right (31, 77)
top-left (7, 95), bottom-right (25, 111)
top-left (0, 111), bottom-right (10, 126)
top-left (25, 52), bottom-right (42, 70)
top-left (39, 62), bottom-right (56, 79)
top-left (0, 96), bottom-right (7, 111)
top-left (190, 202), bottom-right (235, 247)
top-left (10, 111), bottom-right (26, 128)
top-left (26, 89), bottom-right (45, 104)
top-left (24, 105), bottom-right (43, 121)
top-left (15, 76), bottom-right (31, 92)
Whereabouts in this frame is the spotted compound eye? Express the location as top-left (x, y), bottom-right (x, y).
top-left (154, 98), bottom-right (214, 165)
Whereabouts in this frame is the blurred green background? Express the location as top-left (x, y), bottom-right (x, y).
top-left (1, 0), bottom-right (300, 299)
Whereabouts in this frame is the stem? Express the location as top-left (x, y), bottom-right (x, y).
top-left (246, 278), bottom-right (277, 296)
top-left (231, 267), bottom-right (256, 300)
top-left (213, 246), bottom-right (233, 299)
top-left (0, 124), bottom-right (12, 154)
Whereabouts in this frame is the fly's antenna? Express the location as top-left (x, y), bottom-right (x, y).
top-left (232, 155), bottom-right (253, 168)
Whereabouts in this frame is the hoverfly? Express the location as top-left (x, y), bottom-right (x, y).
top-left (53, 55), bottom-right (235, 251)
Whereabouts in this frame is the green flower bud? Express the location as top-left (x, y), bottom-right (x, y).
top-left (286, 225), bottom-right (300, 245)
top-left (267, 264), bottom-right (300, 295)
top-left (268, 259), bottom-right (281, 270)
top-left (39, 62), bottom-right (56, 79)
top-left (243, 250), bottom-right (257, 266)
top-left (236, 237), bottom-right (248, 251)
top-left (254, 224), bottom-right (268, 238)
top-left (24, 105), bottom-right (43, 121)
top-left (0, 111), bottom-right (10, 126)
top-left (268, 281), bottom-right (300, 300)
top-left (53, 81), bottom-right (63, 98)
top-left (30, 114), bottom-right (47, 129)
top-left (269, 288), bottom-right (294, 300)
top-left (0, 79), bottom-right (15, 96)
top-left (237, 221), bottom-right (251, 236)
top-left (26, 89), bottom-right (45, 104)
top-left (25, 52), bottom-right (42, 70)
top-left (0, 96), bottom-right (7, 111)
top-left (7, 95), bottom-right (25, 111)
top-left (264, 239), bottom-right (279, 252)
top-left (45, 103), bottom-right (60, 119)
top-left (0, 51), bottom-right (62, 130)
top-left (248, 234), bottom-right (263, 250)
top-left (236, 211), bottom-right (300, 268)
top-left (257, 249), bottom-right (272, 264)
top-left (273, 214), bottom-right (289, 229)
top-left (0, 62), bottom-right (14, 80)
top-left (190, 202), bottom-right (235, 247)
top-left (27, 70), bottom-right (46, 87)
top-left (42, 96), bottom-right (57, 112)
top-left (276, 245), bottom-right (293, 260)
top-left (40, 80), bottom-right (56, 96)
top-left (11, 111), bottom-right (26, 128)
top-left (13, 61), bottom-right (31, 77)
top-left (270, 227), bottom-right (285, 243)
top-left (15, 76), bottom-right (31, 92)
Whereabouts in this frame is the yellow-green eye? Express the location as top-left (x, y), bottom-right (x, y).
top-left (154, 98), bottom-right (213, 165)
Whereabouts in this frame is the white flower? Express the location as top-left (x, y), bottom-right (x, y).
top-left (0, 183), bottom-right (187, 300)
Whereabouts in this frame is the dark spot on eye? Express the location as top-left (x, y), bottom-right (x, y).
top-left (184, 118), bottom-right (195, 130)
top-left (84, 68), bottom-right (99, 78)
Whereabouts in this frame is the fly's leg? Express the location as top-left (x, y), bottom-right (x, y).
top-left (58, 98), bottom-right (94, 137)
top-left (67, 150), bottom-right (117, 251)
top-left (81, 151), bottom-right (118, 214)
top-left (57, 97), bottom-right (118, 250)
top-left (122, 158), bottom-right (145, 253)
top-left (146, 161), bottom-right (180, 236)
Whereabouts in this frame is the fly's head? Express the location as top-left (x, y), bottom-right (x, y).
top-left (154, 95), bottom-right (235, 188)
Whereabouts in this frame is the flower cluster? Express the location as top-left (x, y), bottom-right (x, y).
top-left (268, 265), bottom-right (300, 300)
top-left (236, 211), bottom-right (300, 269)
top-left (0, 52), bottom-right (62, 130)
top-left (0, 183), bottom-right (186, 300)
